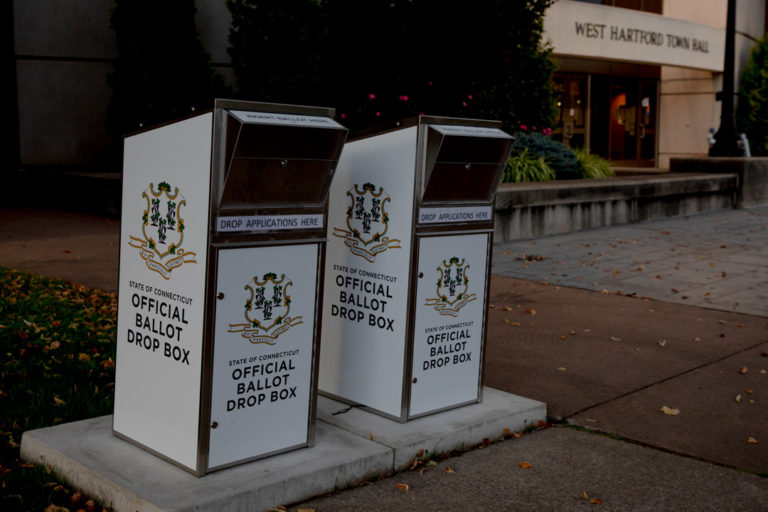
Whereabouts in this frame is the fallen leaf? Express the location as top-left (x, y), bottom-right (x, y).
top-left (511, 322), bottom-right (521, 326)
top-left (735, 394), bottom-right (742, 403)
top-left (580, 492), bottom-right (589, 500)
top-left (445, 466), bottom-right (456, 473)
top-left (504, 318), bottom-right (510, 324)
top-left (657, 340), bottom-right (667, 347)
top-left (661, 406), bottom-right (680, 416)
top-left (745, 389), bottom-right (753, 395)
top-left (524, 309), bottom-right (536, 315)
top-left (610, 336), bottom-right (622, 342)
top-left (718, 320), bottom-right (726, 325)
top-left (395, 483), bottom-right (409, 491)
top-left (557, 367), bottom-right (566, 371)
top-left (297, 509), bottom-right (316, 512)
top-left (739, 366), bottom-right (749, 375)
top-left (693, 337), bottom-right (701, 342)
top-left (504, 428), bottom-right (511, 436)
top-left (637, 266), bottom-right (645, 271)
top-left (519, 461), bottom-right (533, 469)
top-left (369, 432), bottom-right (374, 441)
top-left (425, 460), bottom-right (438, 467)
top-left (601, 289), bottom-right (610, 294)
top-left (503, 305), bottom-right (513, 311)
top-left (569, 330), bottom-right (576, 335)
top-left (590, 498), bottom-right (603, 505)
top-left (512, 432), bottom-right (523, 438)
top-left (747, 437), bottom-right (758, 444)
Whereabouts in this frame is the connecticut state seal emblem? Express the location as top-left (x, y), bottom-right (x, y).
top-left (333, 182), bottom-right (401, 262)
top-left (129, 181), bottom-right (197, 279)
top-left (228, 273), bottom-right (303, 345)
top-left (424, 257), bottom-right (477, 316)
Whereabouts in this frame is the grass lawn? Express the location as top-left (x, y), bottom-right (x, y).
top-left (1, 267), bottom-right (116, 512)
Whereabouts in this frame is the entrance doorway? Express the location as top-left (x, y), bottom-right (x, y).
top-left (553, 72), bottom-right (658, 167)
top-left (606, 78), bottom-right (657, 166)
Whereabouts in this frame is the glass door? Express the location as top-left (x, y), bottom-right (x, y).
top-left (608, 78), bottom-right (657, 166)
top-left (553, 74), bottom-right (589, 149)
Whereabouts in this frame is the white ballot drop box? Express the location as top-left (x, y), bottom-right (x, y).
top-left (320, 116), bottom-right (513, 421)
top-left (113, 99), bottom-right (347, 475)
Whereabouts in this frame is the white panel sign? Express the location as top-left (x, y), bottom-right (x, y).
top-left (216, 214), bottom-right (323, 232)
top-left (418, 206), bottom-right (493, 224)
top-left (409, 234), bottom-right (488, 417)
top-left (544, 1), bottom-right (724, 72)
top-left (319, 126), bottom-right (418, 418)
top-left (114, 113), bottom-right (212, 471)
top-left (431, 124), bottom-right (511, 139)
top-left (208, 244), bottom-right (318, 469)
top-left (229, 110), bottom-right (345, 129)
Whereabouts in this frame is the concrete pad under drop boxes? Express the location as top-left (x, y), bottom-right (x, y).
top-left (20, 415), bottom-right (392, 512)
top-left (318, 387), bottom-right (546, 470)
top-left (20, 387), bottom-right (544, 511)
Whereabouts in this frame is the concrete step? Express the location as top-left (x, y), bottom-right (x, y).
top-left (494, 172), bottom-right (738, 241)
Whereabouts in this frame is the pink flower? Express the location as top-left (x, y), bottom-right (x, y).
top-left (520, 124), bottom-right (528, 131)
top-left (375, 112), bottom-right (381, 117)
top-left (467, 94), bottom-right (473, 100)
top-left (542, 127), bottom-right (552, 136)
top-left (340, 113), bottom-right (346, 120)
top-left (399, 95), bottom-right (409, 101)
top-left (368, 93), bottom-right (376, 101)
top-left (532, 126), bottom-right (537, 131)
top-left (428, 81), bottom-right (433, 86)
top-left (462, 101), bottom-right (468, 107)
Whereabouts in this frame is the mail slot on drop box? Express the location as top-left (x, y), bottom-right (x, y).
top-left (319, 115), bottom-right (513, 421)
top-left (113, 99), bottom-right (347, 475)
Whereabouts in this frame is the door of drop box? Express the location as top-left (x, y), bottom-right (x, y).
top-left (409, 233), bottom-right (489, 418)
top-left (207, 243), bottom-right (319, 469)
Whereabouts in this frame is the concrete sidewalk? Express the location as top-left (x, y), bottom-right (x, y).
top-left (2, 206), bottom-right (768, 510)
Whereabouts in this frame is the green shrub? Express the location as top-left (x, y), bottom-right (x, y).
top-left (574, 148), bottom-right (614, 179)
top-left (736, 34), bottom-right (768, 155)
top-left (226, 0), bottom-right (557, 133)
top-left (512, 131), bottom-right (583, 180)
top-left (503, 148), bottom-right (556, 183)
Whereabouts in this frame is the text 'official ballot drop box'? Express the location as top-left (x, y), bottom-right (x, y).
top-left (114, 100), bottom-right (347, 475)
top-left (320, 116), bottom-right (513, 421)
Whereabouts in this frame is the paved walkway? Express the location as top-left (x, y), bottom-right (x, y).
top-left (493, 206), bottom-right (768, 317)
top-left (2, 206), bottom-right (767, 511)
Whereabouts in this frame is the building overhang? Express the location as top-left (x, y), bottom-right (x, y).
top-left (543, 1), bottom-right (725, 72)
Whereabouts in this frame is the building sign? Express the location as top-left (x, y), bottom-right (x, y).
top-left (544, 1), bottom-right (724, 72)
top-left (409, 234), bottom-right (488, 417)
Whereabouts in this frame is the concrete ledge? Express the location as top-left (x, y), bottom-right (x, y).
top-left (318, 387), bottom-right (546, 470)
top-left (671, 157), bottom-right (768, 207)
top-left (21, 388), bottom-right (544, 512)
top-left (494, 172), bottom-right (737, 242)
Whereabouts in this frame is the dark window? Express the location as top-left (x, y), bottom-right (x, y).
top-left (573, 0), bottom-right (662, 14)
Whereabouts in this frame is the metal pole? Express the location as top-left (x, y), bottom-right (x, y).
top-left (709, 0), bottom-right (742, 157)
